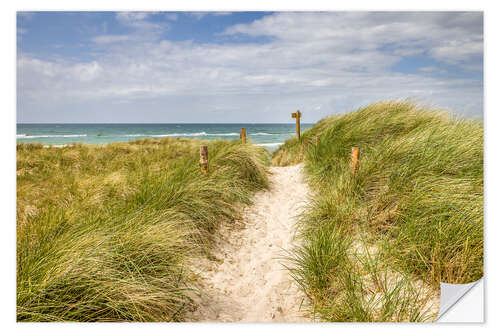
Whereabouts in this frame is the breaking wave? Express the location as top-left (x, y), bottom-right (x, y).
top-left (17, 134), bottom-right (87, 139)
top-left (123, 132), bottom-right (239, 137)
top-left (250, 132), bottom-right (273, 136)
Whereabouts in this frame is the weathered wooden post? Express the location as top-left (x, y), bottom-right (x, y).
top-left (200, 145), bottom-right (208, 174)
top-left (291, 110), bottom-right (301, 139)
top-left (351, 147), bottom-right (360, 174)
top-left (240, 128), bottom-right (246, 143)
top-left (315, 136), bottom-right (320, 145)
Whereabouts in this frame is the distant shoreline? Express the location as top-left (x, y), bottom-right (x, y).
top-left (16, 122), bottom-right (316, 125)
top-left (16, 123), bottom-right (311, 151)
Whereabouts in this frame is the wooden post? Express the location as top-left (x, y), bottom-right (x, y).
top-left (315, 136), bottom-right (320, 145)
top-left (291, 110), bottom-right (301, 139)
top-left (240, 128), bottom-right (246, 143)
top-left (351, 147), bottom-right (360, 174)
top-left (200, 145), bottom-right (208, 174)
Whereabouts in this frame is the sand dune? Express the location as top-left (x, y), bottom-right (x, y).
top-left (189, 164), bottom-right (312, 322)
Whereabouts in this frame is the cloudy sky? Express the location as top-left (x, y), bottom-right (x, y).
top-left (17, 11), bottom-right (483, 123)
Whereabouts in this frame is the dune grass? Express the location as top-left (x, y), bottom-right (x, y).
top-left (274, 101), bottom-right (483, 321)
top-left (17, 138), bottom-right (270, 321)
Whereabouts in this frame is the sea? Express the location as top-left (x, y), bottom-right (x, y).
top-left (16, 124), bottom-right (313, 151)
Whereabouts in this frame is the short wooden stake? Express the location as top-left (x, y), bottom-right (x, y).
top-left (200, 145), bottom-right (208, 174)
top-left (315, 136), bottom-right (320, 145)
top-left (291, 110), bottom-right (301, 140)
top-left (240, 128), bottom-right (246, 143)
top-left (351, 147), bottom-right (360, 174)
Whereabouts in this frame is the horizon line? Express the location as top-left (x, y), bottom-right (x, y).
top-left (17, 122), bottom-right (316, 125)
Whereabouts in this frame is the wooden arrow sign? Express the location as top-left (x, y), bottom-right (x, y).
top-left (292, 110), bottom-right (301, 139)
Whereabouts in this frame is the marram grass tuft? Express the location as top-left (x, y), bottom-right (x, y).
top-left (17, 138), bottom-right (269, 321)
top-left (274, 101), bottom-right (483, 322)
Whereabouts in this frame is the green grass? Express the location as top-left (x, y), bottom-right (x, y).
top-left (17, 138), bottom-right (270, 321)
top-left (274, 101), bottom-right (483, 321)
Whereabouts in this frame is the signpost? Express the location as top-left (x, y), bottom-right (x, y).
top-left (240, 128), bottom-right (247, 143)
top-left (351, 147), bottom-right (360, 175)
top-left (200, 146), bottom-right (208, 174)
top-left (291, 110), bottom-right (301, 139)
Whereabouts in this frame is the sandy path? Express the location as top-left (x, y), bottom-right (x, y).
top-left (189, 164), bottom-right (311, 322)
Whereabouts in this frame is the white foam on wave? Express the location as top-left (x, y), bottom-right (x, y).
top-left (124, 132), bottom-right (240, 138)
top-left (123, 132), bottom-right (206, 137)
top-left (250, 132), bottom-right (273, 136)
top-left (211, 133), bottom-right (239, 136)
top-left (17, 134), bottom-right (87, 139)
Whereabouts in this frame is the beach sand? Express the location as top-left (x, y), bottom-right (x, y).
top-left (188, 164), bottom-right (312, 322)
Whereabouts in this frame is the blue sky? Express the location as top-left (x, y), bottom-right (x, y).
top-left (17, 11), bottom-right (483, 123)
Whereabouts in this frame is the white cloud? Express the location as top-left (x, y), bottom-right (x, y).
top-left (419, 66), bottom-right (440, 73)
top-left (116, 12), bottom-right (151, 24)
top-left (116, 12), bottom-right (167, 35)
top-left (92, 34), bottom-right (132, 44)
top-left (73, 61), bottom-right (103, 81)
top-left (224, 12), bottom-right (483, 65)
top-left (91, 12), bottom-right (171, 45)
top-left (188, 12), bottom-right (232, 20)
top-left (17, 12), bottom-right (483, 122)
top-left (429, 40), bottom-right (483, 64)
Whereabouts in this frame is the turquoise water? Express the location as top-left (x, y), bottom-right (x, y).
top-left (16, 124), bottom-right (313, 151)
